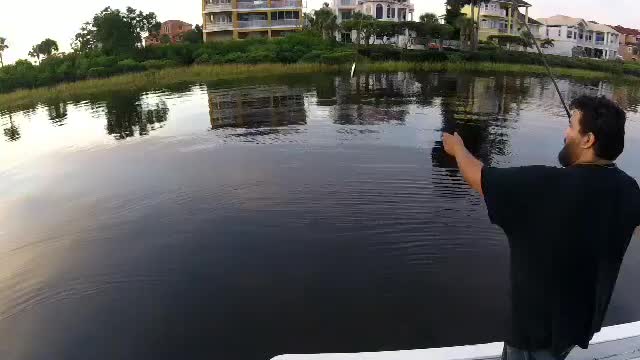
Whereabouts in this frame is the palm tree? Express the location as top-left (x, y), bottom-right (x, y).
top-left (28, 45), bottom-right (41, 64)
top-left (313, 6), bottom-right (338, 40)
top-left (0, 37), bottom-right (8, 67)
top-left (540, 38), bottom-right (554, 49)
top-left (456, 17), bottom-right (474, 50)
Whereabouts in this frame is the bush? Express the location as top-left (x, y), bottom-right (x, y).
top-left (117, 59), bottom-right (145, 73)
top-left (400, 50), bottom-right (448, 62)
top-left (87, 67), bottom-right (112, 79)
top-left (142, 59), bottom-right (178, 70)
top-left (320, 50), bottom-right (357, 65)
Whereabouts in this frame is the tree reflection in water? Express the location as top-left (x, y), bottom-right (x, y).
top-left (102, 93), bottom-right (169, 140)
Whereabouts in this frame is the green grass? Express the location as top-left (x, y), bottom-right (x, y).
top-left (1, 61), bottom-right (638, 111)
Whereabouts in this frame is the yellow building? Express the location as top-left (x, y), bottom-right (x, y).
top-left (461, 0), bottom-right (540, 41)
top-left (202, 0), bottom-right (303, 41)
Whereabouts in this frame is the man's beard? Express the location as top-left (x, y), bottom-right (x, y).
top-left (558, 141), bottom-right (578, 167)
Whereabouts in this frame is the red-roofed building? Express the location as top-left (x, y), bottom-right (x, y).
top-left (611, 25), bottom-right (640, 62)
top-left (145, 20), bottom-right (194, 47)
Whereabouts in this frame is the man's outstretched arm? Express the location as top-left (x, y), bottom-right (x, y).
top-left (443, 132), bottom-right (485, 196)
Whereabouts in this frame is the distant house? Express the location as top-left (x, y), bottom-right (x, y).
top-left (145, 20), bottom-right (194, 46)
top-left (331, 0), bottom-right (416, 47)
top-left (536, 16), bottom-right (620, 60)
top-left (610, 25), bottom-right (640, 62)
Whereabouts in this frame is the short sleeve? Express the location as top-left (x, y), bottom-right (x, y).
top-left (481, 166), bottom-right (557, 228)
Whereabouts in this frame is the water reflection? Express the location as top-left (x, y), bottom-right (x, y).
top-left (2, 114), bottom-right (20, 142)
top-left (104, 94), bottom-right (169, 140)
top-left (0, 73), bottom-right (640, 360)
top-left (46, 101), bottom-right (68, 126)
top-left (208, 86), bottom-right (306, 130)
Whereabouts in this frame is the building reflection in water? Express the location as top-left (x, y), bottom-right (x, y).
top-left (326, 73), bottom-right (418, 125)
top-left (208, 86), bottom-right (307, 130)
top-left (429, 74), bottom-right (535, 171)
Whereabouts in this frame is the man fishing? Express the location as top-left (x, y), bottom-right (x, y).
top-left (442, 95), bottom-right (640, 360)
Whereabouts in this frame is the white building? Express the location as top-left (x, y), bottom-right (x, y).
top-left (331, 0), bottom-right (415, 46)
top-left (537, 15), bottom-right (620, 59)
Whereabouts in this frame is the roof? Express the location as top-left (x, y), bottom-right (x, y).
top-left (491, 0), bottom-right (531, 7)
top-left (610, 25), bottom-right (640, 36)
top-left (537, 15), bottom-right (587, 27)
top-left (537, 15), bottom-right (619, 33)
top-left (163, 20), bottom-right (193, 27)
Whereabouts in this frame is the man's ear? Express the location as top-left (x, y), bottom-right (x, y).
top-left (581, 132), bottom-right (596, 149)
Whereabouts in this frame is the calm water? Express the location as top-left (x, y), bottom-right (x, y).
top-left (1, 73), bottom-right (640, 360)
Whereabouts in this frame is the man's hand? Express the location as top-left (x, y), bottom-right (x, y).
top-left (442, 131), bottom-right (485, 196)
top-left (443, 132), bottom-right (465, 158)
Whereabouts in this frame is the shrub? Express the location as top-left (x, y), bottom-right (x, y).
top-left (117, 59), bottom-right (145, 73)
top-left (87, 67), bottom-right (111, 79)
top-left (320, 50), bottom-right (357, 65)
top-left (142, 59), bottom-right (178, 70)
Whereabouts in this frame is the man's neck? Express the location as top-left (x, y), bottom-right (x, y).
top-left (573, 158), bottom-right (614, 166)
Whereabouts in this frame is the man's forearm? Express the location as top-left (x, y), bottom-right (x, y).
top-left (455, 146), bottom-right (485, 196)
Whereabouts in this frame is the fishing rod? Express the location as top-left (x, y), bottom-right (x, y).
top-left (511, 0), bottom-right (571, 119)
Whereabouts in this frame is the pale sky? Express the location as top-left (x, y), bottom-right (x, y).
top-left (0, 0), bottom-right (639, 65)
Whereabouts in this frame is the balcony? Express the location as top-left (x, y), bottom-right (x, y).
top-left (236, 1), bottom-right (269, 9)
top-left (271, 19), bottom-right (301, 28)
top-left (270, 0), bottom-right (300, 9)
top-left (237, 20), bottom-right (270, 28)
top-left (204, 2), bottom-right (232, 12)
top-left (595, 40), bottom-right (605, 45)
top-left (338, 0), bottom-right (357, 7)
top-left (479, 8), bottom-right (507, 17)
top-left (204, 22), bottom-right (233, 31)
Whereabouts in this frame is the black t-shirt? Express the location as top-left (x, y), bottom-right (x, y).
top-left (481, 164), bottom-right (640, 355)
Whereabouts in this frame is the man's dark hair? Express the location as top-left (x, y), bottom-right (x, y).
top-left (570, 95), bottom-right (626, 161)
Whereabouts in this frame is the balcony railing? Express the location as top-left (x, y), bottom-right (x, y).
top-left (236, 1), bottom-right (268, 9)
top-left (271, 19), bottom-right (301, 27)
top-left (271, 0), bottom-right (300, 8)
top-left (479, 8), bottom-right (507, 17)
top-left (204, 22), bottom-right (234, 31)
top-left (339, 0), bottom-right (357, 6)
top-left (237, 20), bottom-right (270, 28)
top-left (595, 40), bottom-right (605, 45)
top-left (204, 3), bottom-right (232, 12)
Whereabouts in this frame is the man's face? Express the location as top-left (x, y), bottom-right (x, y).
top-left (558, 110), bottom-right (586, 167)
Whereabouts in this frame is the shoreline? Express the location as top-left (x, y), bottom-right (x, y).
top-left (1, 61), bottom-right (638, 111)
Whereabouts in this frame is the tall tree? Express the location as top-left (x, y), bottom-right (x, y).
top-left (341, 12), bottom-right (375, 46)
top-left (312, 6), bottom-right (338, 40)
top-left (28, 45), bottom-right (41, 64)
top-left (72, 7), bottom-right (159, 55)
top-left (0, 37), bottom-right (8, 67)
top-left (38, 38), bottom-right (59, 57)
top-left (183, 24), bottom-right (204, 44)
top-left (29, 38), bottom-right (59, 63)
top-left (419, 13), bottom-right (440, 25)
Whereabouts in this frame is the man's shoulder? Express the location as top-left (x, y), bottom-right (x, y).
top-left (484, 165), bottom-right (561, 179)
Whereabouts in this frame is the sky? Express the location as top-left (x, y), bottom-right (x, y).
top-left (0, 0), bottom-right (639, 65)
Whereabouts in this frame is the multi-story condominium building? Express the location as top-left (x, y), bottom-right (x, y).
top-left (537, 16), bottom-right (620, 59)
top-left (611, 25), bottom-right (640, 62)
top-left (331, 0), bottom-right (415, 45)
top-left (461, 0), bottom-right (542, 41)
top-left (202, 0), bottom-right (303, 42)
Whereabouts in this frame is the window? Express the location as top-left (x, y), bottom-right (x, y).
top-left (546, 28), bottom-right (549, 37)
top-left (387, 5), bottom-right (391, 18)
top-left (558, 29), bottom-right (561, 37)
top-left (567, 30), bottom-right (573, 39)
top-left (391, 7), bottom-right (396, 19)
top-left (341, 11), bottom-right (352, 20)
top-left (376, 4), bottom-right (383, 19)
top-left (574, 32), bottom-right (577, 39)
